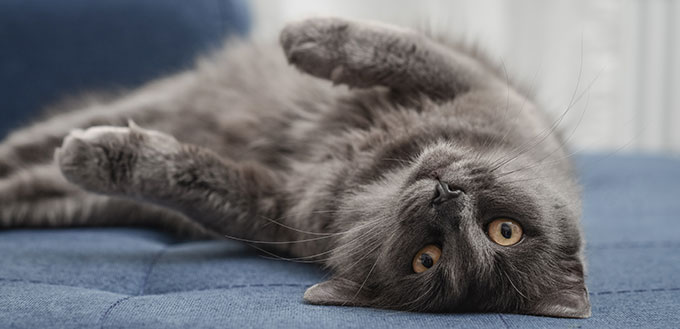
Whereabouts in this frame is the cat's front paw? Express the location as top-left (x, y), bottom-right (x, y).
top-left (56, 126), bottom-right (137, 194)
top-left (280, 18), bottom-right (415, 88)
top-left (280, 18), bottom-right (353, 83)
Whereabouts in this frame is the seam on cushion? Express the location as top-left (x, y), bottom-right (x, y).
top-left (0, 277), bottom-right (127, 295)
top-left (98, 295), bottom-right (134, 329)
top-left (0, 277), bottom-right (316, 295)
top-left (146, 282), bottom-right (316, 295)
top-left (497, 314), bottom-right (510, 329)
top-left (137, 245), bottom-right (170, 296)
top-left (5, 275), bottom-right (680, 298)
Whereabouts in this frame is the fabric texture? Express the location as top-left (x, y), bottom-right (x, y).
top-left (0, 0), bottom-right (250, 138)
top-left (1, 2), bottom-right (678, 327)
top-left (1, 154), bottom-right (678, 328)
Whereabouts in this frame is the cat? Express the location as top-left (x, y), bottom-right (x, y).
top-left (0, 17), bottom-right (590, 318)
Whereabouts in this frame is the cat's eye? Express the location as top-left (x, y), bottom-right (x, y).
top-left (487, 218), bottom-right (523, 246)
top-left (412, 245), bottom-right (442, 273)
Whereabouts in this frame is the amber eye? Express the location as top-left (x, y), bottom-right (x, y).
top-left (487, 218), bottom-right (523, 246)
top-left (412, 245), bottom-right (442, 273)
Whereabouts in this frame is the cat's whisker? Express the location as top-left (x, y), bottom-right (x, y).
top-left (331, 229), bottom-right (385, 263)
top-left (502, 268), bottom-right (529, 301)
top-left (500, 59), bottom-right (512, 120)
top-left (488, 73), bottom-right (595, 174)
top-left (307, 206), bottom-right (390, 216)
top-left (488, 46), bottom-right (591, 172)
top-left (481, 65), bottom-right (542, 168)
top-left (376, 282), bottom-right (438, 315)
top-left (254, 206), bottom-right (391, 240)
top-left (262, 205), bottom-right (389, 232)
top-left (498, 174), bottom-right (572, 185)
top-left (343, 243), bottom-right (382, 307)
top-left (248, 244), bottom-right (325, 264)
top-left (254, 233), bottom-right (380, 266)
top-left (329, 218), bottom-right (402, 279)
top-left (496, 143), bottom-right (584, 180)
top-left (259, 215), bottom-right (334, 236)
top-left (261, 221), bottom-right (387, 264)
top-left (254, 239), bottom-right (357, 264)
top-left (496, 156), bottom-right (573, 179)
top-left (381, 157), bottom-right (417, 166)
top-left (327, 238), bottom-right (383, 282)
top-left (222, 233), bottom-right (337, 245)
top-left (496, 136), bottom-right (597, 179)
top-left (252, 214), bottom-right (392, 265)
top-left (497, 100), bottom-right (637, 181)
top-left (495, 66), bottom-right (600, 178)
top-left (474, 58), bottom-right (513, 163)
top-left (400, 283), bottom-right (438, 312)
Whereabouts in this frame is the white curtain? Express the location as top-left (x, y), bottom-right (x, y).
top-left (250, 0), bottom-right (680, 154)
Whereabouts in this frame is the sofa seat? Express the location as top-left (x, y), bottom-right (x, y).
top-left (1, 153), bottom-right (678, 328)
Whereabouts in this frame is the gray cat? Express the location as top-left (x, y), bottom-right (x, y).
top-left (0, 18), bottom-right (590, 317)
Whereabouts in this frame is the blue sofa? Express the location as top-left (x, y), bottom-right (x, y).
top-left (0, 0), bottom-right (249, 138)
top-left (1, 2), bottom-right (678, 328)
top-left (1, 155), bottom-right (679, 328)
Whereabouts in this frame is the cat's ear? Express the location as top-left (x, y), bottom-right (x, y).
top-left (303, 278), bottom-right (373, 306)
top-left (529, 284), bottom-right (591, 318)
top-left (527, 259), bottom-right (592, 318)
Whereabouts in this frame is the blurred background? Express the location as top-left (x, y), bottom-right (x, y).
top-left (250, 0), bottom-right (680, 154)
top-left (1, 0), bottom-right (678, 154)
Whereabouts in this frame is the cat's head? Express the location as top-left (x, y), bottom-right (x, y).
top-left (304, 141), bottom-right (590, 318)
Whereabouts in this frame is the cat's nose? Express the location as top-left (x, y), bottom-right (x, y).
top-left (432, 180), bottom-right (462, 205)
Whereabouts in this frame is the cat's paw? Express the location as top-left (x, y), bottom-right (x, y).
top-left (280, 18), bottom-right (349, 77)
top-left (55, 123), bottom-right (178, 195)
top-left (56, 126), bottom-right (136, 194)
top-left (280, 18), bottom-right (415, 88)
top-left (280, 18), bottom-right (355, 84)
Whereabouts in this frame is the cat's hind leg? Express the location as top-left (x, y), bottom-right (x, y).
top-left (54, 123), bottom-right (301, 249)
top-left (0, 163), bottom-right (94, 228)
top-left (0, 165), bottom-right (94, 229)
top-left (0, 109), bottom-right (130, 179)
top-left (0, 164), bottom-right (108, 228)
top-left (0, 115), bottom-right (129, 180)
top-left (0, 162), bottom-right (209, 237)
top-left (0, 164), bottom-right (78, 205)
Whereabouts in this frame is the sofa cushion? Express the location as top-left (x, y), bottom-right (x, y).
top-left (0, 0), bottom-right (249, 138)
top-left (1, 153), bottom-right (678, 328)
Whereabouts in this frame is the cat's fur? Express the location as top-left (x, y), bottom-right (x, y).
top-left (0, 18), bottom-right (590, 317)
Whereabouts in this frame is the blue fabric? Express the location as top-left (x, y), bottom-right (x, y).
top-left (0, 0), bottom-right (250, 138)
top-left (1, 2), bottom-right (678, 327)
top-left (1, 153), bottom-right (679, 328)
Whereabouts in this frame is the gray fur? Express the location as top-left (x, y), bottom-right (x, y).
top-left (0, 18), bottom-right (590, 317)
